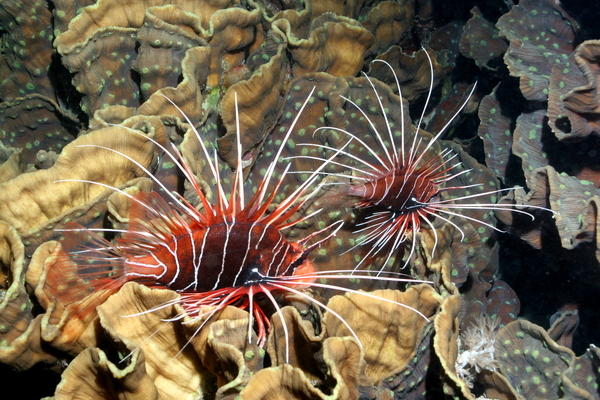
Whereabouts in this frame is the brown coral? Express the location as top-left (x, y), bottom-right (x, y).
top-left (496, 0), bottom-right (578, 102)
top-left (459, 7), bottom-right (508, 70)
top-left (3, 0), bottom-right (598, 399)
top-left (273, 11), bottom-right (375, 77)
top-left (0, 125), bottom-right (156, 234)
top-left (0, 0), bottom-right (55, 100)
top-left (477, 84), bottom-right (513, 181)
top-left (0, 94), bottom-right (79, 169)
top-left (548, 40), bottom-right (600, 140)
top-left (370, 47), bottom-right (449, 101)
top-left (53, 346), bottom-right (162, 400)
top-left (325, 286), bottom-right (438, 382)
top-left (0, 221), bottom-right (56, 371)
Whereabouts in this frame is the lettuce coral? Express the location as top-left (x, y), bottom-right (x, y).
top-left (0, 0), bottom-right (598, 399)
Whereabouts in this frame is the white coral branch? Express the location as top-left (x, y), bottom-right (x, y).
top-left (455, 314), bottom-right (501, 388)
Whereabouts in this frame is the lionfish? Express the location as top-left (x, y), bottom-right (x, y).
top-left (47, 89), bottom-right (429, 358)
top-left (303, 50), bottom-right (554, 271)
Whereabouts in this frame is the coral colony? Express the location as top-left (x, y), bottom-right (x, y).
top-left (1, 1), bottom-right (599, 399)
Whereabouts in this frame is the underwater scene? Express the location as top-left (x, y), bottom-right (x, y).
top-left (1, 0), bottom-right (600, 399)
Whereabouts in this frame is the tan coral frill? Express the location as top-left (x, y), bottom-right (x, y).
top-left (3, 0), bottom-right (596, 398)
top-left (0, 126), bottom-right (155, 234)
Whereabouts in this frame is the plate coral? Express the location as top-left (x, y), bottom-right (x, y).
top-left (1, 0), bottom-right (599, 399)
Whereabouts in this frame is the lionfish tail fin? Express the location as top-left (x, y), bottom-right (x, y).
top-left (43, 223), bottom-right (129, 319)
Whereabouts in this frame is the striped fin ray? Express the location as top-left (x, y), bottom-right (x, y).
top-left (44, 223), bottom-right (130, 319)
top-left (120, 191), bottom-right (206, 249)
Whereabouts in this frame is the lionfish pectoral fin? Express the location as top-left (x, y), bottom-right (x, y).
top-left (44, 223), bottom-right (129, 319)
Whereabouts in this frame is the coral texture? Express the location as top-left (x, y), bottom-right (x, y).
top-left (0, 0), bottom-right (599, 399)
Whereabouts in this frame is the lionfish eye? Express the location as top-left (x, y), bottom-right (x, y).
top-left (291, 256), bottom-right (305, 270)
top-left (428, 192), bottom-right (441, 203)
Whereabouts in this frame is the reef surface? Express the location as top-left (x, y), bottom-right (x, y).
top-left (1, 0), bottom-right (600, 399)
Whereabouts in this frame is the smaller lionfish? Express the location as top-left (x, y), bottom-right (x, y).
top-left (302, 50), bottom-right (555, 271)
top-left (46, 89), bottom-right (429, 358)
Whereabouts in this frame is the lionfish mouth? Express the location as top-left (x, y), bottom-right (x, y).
top-left (47, 84), bottom-right (430, 362)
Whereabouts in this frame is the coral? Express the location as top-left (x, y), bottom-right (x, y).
top-left (0, 144), bottom-right (22, 183)
top-left (324, 286), bottom-right (439, 383)
top-left (515, 166), bottom-right (600, 254)
top-left (0, 0), bottom-right (55, 99)
top-left (49, 282), bottom-right (205, 399)
top-left (217, 30), bottom-right (288, 166)
top-left (2, 0), bottom-right (599, 399)
top-left (548, 306), bottom-right (579, 349)
top-left (33, 273), bottom-right (453, 399)
top-left (369, 47), bottom-right (449, 101)
top-left (512, 109), bottom-right (550, 182)
top-left (496, 0), bottom-right (578, 102)
top-left (54, 0), bottom-right (258, 118)
top-left (548, 40), bottom-right (600, 140)
top-left (456, 314), bottom-right (500, 389)
top-left (0, 94), bottom-right (80, 169)
top-left (495, 319), bottom-right (575, 399)
top-left (464, 1), bottom-right (600, 397)
top-left (271, 8), bottom-right (375, 77)
top-left (53, 347), bottom-right (162, 400)
top-left (0, 221), bottom-right (55, 371)
top-left (459, 7), bottom-right (507, 70)
top-left (361, 1), bottom-right (415, 56)
top-left (0, 125), bottom-right (156, 234)
top-left (477, 84), bottom-right (513, 181)
top-left (455, 318), bottom-right (600, 400)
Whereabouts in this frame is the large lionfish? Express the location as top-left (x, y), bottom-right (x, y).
top-left (303, 50), bottom-right (554, 271)
top-left (47, 89), bottom-right (429, 358)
